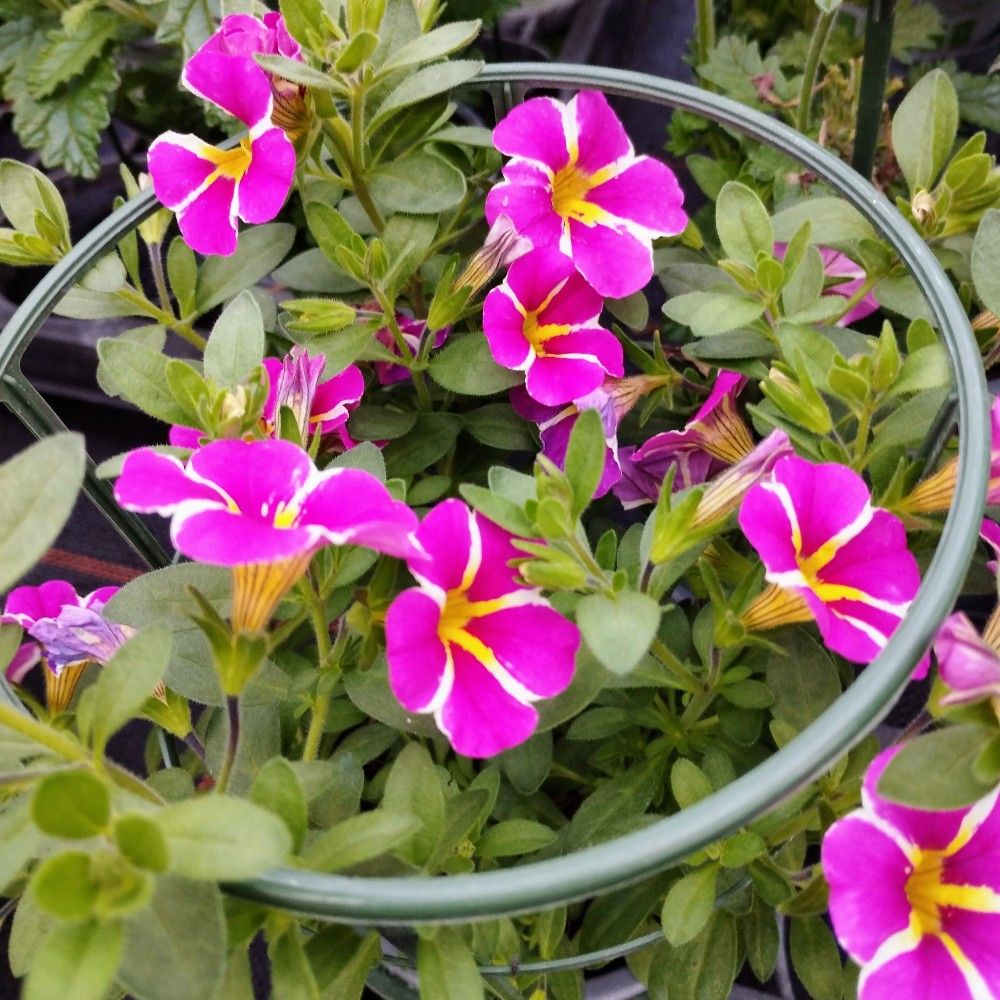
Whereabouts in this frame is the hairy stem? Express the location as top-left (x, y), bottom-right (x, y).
top-left (215, 696), bottom-right (241, 794)
top-left (147, 242), bottom-right (172, 315)
top-left (796, 9), bottom-right (837, 135)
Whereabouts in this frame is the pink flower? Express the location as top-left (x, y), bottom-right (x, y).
top-left (147, 14), bottom-right (298, 256)
top-left (486, 90), bottom-right (687, 298)
top-left (372, 315), bottom-right (449, 386)
top-left (738, 457), bottom-right (920, 663)
top-left (262, 348), bottom-right (364, 449)
top-left (385, 499), bottom-right (579, 758)
top-left (933, 613), bottom-right (1000, 707)
top-left (484, 248), bottom-right (623, 405)
top-left (2, 582), bottom-right (131, 713)
top-left (114, 439), bottom-right (420, 567)
top-left (982, 519), bottom-right (1000, 575)
top-left (612, 372), bottom-right (753, 508)
top-left (195, 12), bottom-right (301, 64)
top-left (775, 243), bottom-right (878, 326)
top-left (822, 747), bottom-right (1000, 999)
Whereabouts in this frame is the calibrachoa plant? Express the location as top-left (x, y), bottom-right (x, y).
top-left (2, 7), bottom-right (1000, 1000)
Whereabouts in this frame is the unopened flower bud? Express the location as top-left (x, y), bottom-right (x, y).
top-left (911, 190), bottom-right (937, 226)
top-left (453, 215), bottom-right (532, 295)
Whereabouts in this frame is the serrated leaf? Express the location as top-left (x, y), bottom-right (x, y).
top-left (155, 0), bottom-right (218, 57)
top-left (27, 14), bottom-right (119, 99)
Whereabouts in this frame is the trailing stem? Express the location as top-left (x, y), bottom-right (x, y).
top-left (215, 695), bottom-right (241, 794)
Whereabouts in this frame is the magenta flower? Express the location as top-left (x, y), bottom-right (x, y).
top-left (776, 243), bottom-right (878, 326)
top-left (933, 613), bottom-right (1000, 707)
top-left (612, 372), bottom-right (754, 508)
top-left (114, 439), bottom-right (419, 567)
top-left (822, 747), bottom-right (1000, 999)
top-left (2, 582), bottom-right (130, 713)
top-left (486, 90), bottom-right (687, 298)
top-left (385, 499), bottom-right (579, 758)
top-left (484, 248), bottom-right (623, 405)
top-left (739, 457), bottom-right (920, 663)
top-left (981, 519), bottom-right (1000, 574)
top-left (147, 14), bottom-right (298, 256)
top-left (372, 315), bottom-right (449, 386)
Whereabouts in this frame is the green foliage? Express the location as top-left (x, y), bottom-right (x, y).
top-left (23, 918), bottom-right (123, 1000)
top-left (32, 771), bottom-right (110, 839)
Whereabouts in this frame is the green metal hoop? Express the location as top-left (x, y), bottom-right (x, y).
top-left (0, 64), bottom-right (989, 937)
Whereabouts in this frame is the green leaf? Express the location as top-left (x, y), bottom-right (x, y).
top-left (301, 323), bottom-right (375, 375)
top-left (31, 851), bottom-right (98, 919)
top-left (80, 624), bottom-right (172, 755)
top-left (671, 758), bottom-right (714, 809)
top-left (370, 151), bottom-right (467, 214)
top-left (23, 918), bottom-right (123, 1000)
top-left (96, 338), bottom-right (189, 423)
top-left (381, 742), bottom-right (445, 867)
top-left (743, 896), bottom-right (779, 982)
top-left (113, 814), bottom-right (169, 872)
top-left (0, 433), bottom-right (84, 593)
top-left (381, 19), bottom-right (480, 71)
top-left (499, 730), bottom-right (552, 795)
top-left (458, 484), bottom-right (534, 536)
top-left (477, 818), bottom-right (557, 859)
top-left (372, 59), bottom-right (482, 128)
top-left (766, 630), bottom-right (841, 732)
top-left (256, 52), bottom-right (337, 89)
top-left (664, 290), bottom-right (766, 337)
top-left (416, 927), bottom-right (484, 1000)
top-left (196, 223), bottom-right (296, 313)
top-left (10, 54), bottom-right (118, 178)
top-left (32, 770), bottom-right (110, 839)
top-left (0, 158), bottom-right (69, 245)
top-left (301, 810), bottom-right (420, 872)
top-left (0, 796), bottom-right (45, 894)
top-left (772, 197), bottom-right (875, 245)
top-left (250, 757), bottom-right (308, 852)
top-left (203, 290), bottom-right (265, 387)
top-left (715, 182), bottom-right (773, 265)
top-left (156, 0), bottom-right (216, 56)
top-left (661, 866), bottom-right (718, 946)
top-left (563, 408), bottom-right (605, 518)
top-left (459, 404), bottom-right (533, 452)
top-left (278, 0), bottom-right (324, 46)
top-left (972, 209), bottom-right (1000, 317)
top-left (789, 916), bottom-right (842, 1000)
top-left (117, 876), bottom-right (227, 1000)
top-left (157, 795), bottom-right (292, 880)
top-left (878, 725), bottom-right (995, 810)
top-left (383, 412), bottom-right (463, 477)
top-left (576, 591), bottom-right (661, 675)
top-left (428, 332), bottom-right (523, 395)
top-left (27, 14), bottom-right (120, 99)
top-left (892, 68), bottom-right (959, 191)
top-left (649, 912), bottom-right (739, 1000)
top-left (307, 926), bottom-right (380, 1000)
top-left (304, 203), bottom-right (366, 264)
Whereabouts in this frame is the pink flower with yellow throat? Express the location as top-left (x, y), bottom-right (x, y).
top-left (147, 13), bottom-right (300, 256)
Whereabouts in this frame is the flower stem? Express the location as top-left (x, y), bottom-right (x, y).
top-left (0, 701), bottom-right (161, 804)
top-left (215, 696), bottom-right (241, 794)
top-left (796, 8), bottom-right (836, 135)
top-left (694, 0), bottom-right (716, 67)
top-left (184, 731), bottom-right (207, 763)
top-left (650, 638), bottom-right (701, 691)
top-left (300, 581), bottom-right (345, 762)
top-left (147, 241), bottom-right (172, 315)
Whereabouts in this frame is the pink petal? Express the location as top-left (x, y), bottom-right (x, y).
top-left (465, 513), bottom-right (524, 601)
top-left (385, 589), bottom-right (448, 712)
top-left (492, 96), bottom-right (570, 172)
top-left (177, 176), bottom-right (239, 257)
top-left (587, 157), bottom-right (687, 235)
top-left (115, 450), bottom-right (221, 515)
top-left (821, 813), bottom-right (912, 964)
top-left (571, 90), bottom-right (631, 173)
top-left (173, 508), bottom-right (316, 564)
top-left (504, 248), bottom-right (579, 314)
top-left (808, 593), bottom-right (901, 663)
top-left (537, 267), bottom-right (604, 327)
top-left (169, 425), bottom-right (205, 449)
top-left (312, 365), bottom-right (365, 433)
top-left (860, 936), bottom-right (972, 1000)
top-left (439, 646), bottom-right (539, 758)
top-left (942, 787), bottom-right (1000, 892)
top-left (262, 357), bottom-right (282, 423)
top-left (465, 602), bottom-right (578, 698)
top-left (938, 910), bottom-right (1000, 988)
top-left (237, 128), bottom-right (296, 224)
top-left (83, 587), bottom-right (118, 611)
top-left (2, 580), bottom-right (80, 626)
top-left (525, 353), bottom-right (607, 405)
top-left (188, 439), bottom-right (312, 514)
top-left (182, 48), bottom-right (272, 127)
top-left (296, 469), bottom-right (421, 560)
top-left (211, 14), bottom-right (269, 58)
top-left (543, 329), bottom-right (623, 374)
top-left (261, 12), bottom-right (301, 58)
top-left (738, 479), bottom-right (800, 576)
top-left (567, 219), bottom-right (652, 299)
top-left (147, 133), bottom-right (216, 209)
top-left (485, 174), bottom-right (562, 249)
top-left (483, 290), bottom-right (533, 370)
top-left (411, 499), bottom-right (474, 591)
top-left (5, 642), bottom-right (41, 683)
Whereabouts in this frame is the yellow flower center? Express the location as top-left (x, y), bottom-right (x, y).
top-left (906, 849), bottom-right (948, 937)
top-left (550, 159), bottom-right (615, 226)
top-left (204, 138), bottom-right (253, 182)
top-left (437, 588), bottom-right (515, 667)
top-left (272, 501), bottom-right (300, 530)
top-left (521, 309), bottom-right (570, 356)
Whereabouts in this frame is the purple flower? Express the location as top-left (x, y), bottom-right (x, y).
top-left (933, 613), bottom-right (1000, 707)
top-left (982, 519), bottom-right (1000, 575)
top-left (372, 315), bottom-right (449, 386)
top-left (822, 747), bottom-right (1000, 999)
top-left (484, 248), bottom-right (623, 406)
top-left (385, 500), bottom-right (579, 757)
top-left (486, 91), bottom-right (687, 298)
top-left (2, 582), bottom-right (130, 713)
top-left (775, 243), bottom-right (878, 326)
top-left (147, 14), bottom-right (299, 256)
top-left (739, 457), bottom-right (920, 664)
top-left (114, 439), bottom-right (422, 631)
top-left (612, 372), bottom-right (753, 508)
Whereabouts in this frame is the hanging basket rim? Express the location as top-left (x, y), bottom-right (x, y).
top-left (0, 61), bottom-right (989, 928)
